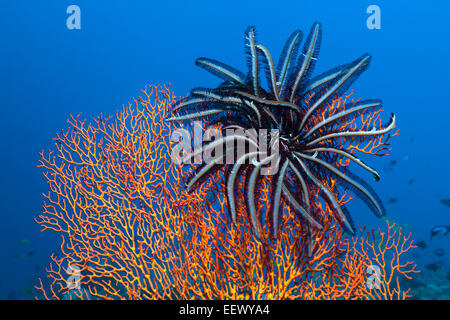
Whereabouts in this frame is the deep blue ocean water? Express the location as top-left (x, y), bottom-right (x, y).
top-left (1, 0), bottom-right (449, 299)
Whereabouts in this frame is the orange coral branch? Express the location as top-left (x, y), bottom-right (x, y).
top-left (36, 85), bottom-right (416, 300)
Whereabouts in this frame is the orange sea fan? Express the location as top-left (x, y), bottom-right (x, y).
top-left (35, 85), bottom-right (415, 300)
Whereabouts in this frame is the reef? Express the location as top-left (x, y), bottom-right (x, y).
top-left (35, 85), bottom-right (417, 300)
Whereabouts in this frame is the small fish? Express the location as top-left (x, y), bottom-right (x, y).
top-left (18, 239), bottom-right (29, 244)
top-left (403, 155), bottom-right (412, 161)
top-left (27, 250), bottom-right (34, 257)
top-left (416, 240), bottom-right (427, 249)
top-left (408, 179), bottom-right (415, 185)
top-left (430, 226), bottom-right (450, 241)
top-left (433, 248), bottom-right (445, 257)
top-left (388, 197), bottom-right (398, 204)
top-left (440, 199), bottom-right (450, 207)
top-left (389, 160), bottom-right (397, 166)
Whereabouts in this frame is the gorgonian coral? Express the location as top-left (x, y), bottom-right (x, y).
top-left (35, 85), bottom-right (415, 300)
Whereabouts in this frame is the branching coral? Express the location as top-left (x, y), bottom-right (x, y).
top-left (35, 85), bottom-right (414, 300)
top-left (302, 221), bottom-right (419, 300)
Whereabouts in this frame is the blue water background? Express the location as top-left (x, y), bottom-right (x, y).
top-left (0, 0), bottom-right (449, 298)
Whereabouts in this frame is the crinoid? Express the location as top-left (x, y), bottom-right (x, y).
top-left (168, 23), bottom-right (396, 239)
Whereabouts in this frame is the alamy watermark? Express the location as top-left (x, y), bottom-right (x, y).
top-left (66, 5), bottom-right (81, 30)
top-left (66, 264), bottom-right (81, 290)
top-left (170, 121), bottom-right (281, 176)
top-left (366, 5), bottom-right (381, 30)
top-left (366, 264), bottom-right (381, 290)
